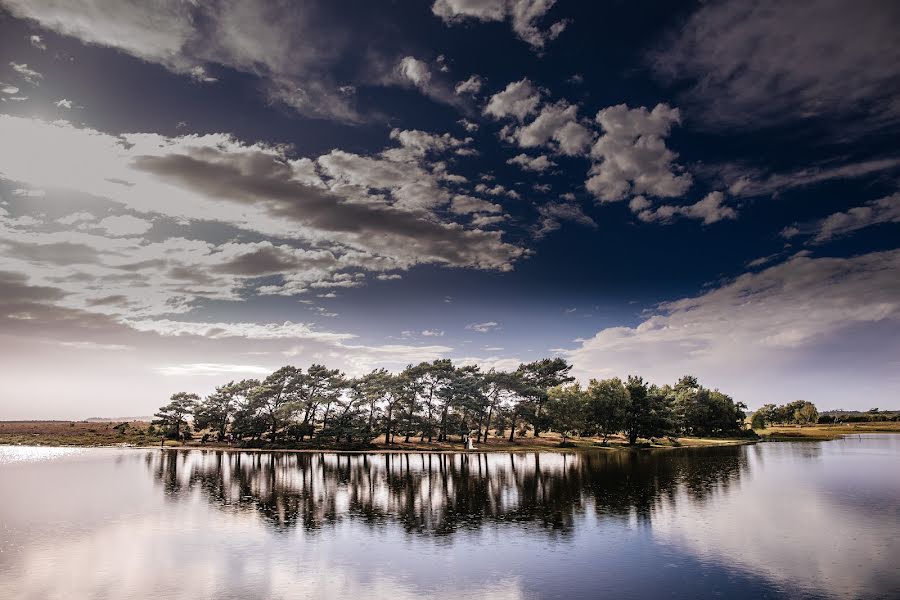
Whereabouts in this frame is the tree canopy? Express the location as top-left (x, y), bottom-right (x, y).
top-left (157, 360), bottom-right (754, 447)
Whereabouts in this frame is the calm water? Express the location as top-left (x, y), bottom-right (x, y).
top-left (1, 436), bottom-right (898, 600)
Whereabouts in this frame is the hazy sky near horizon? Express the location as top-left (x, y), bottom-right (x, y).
top-left (1, 0), bottom-right (898, 419)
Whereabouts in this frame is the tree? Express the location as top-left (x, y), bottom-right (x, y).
top-left (251, 366), bottom-right (301, 442)
top-left (793, 401), bottom-right (818, 426)
top-left (623, 377), bottom-right (672, 445)
top-left (515, 358), bottom-right (574, 437)
top-left (586, 378), bottom-right (627, 444)
top-left (193, 379), bottom-right (256, 441)
top-left (407, 360), bottom-right (455, 442)
top-left (153, 392), bottom-right (198, 439)
top-left (546, 384), bottom-right (586, 444)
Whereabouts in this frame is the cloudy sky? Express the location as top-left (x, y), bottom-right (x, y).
top-left (1, 0), bottom-right (898, 419)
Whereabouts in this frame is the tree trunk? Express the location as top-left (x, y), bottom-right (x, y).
top-left (508, 412), bottom-right (517, 443)
top-left (385, 406), bottom-right (394, 445)
top-left (482, 405), bottom-right (494, 444)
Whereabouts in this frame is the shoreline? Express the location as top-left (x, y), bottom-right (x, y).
top-left (3, 421), bottom-right (897, 454)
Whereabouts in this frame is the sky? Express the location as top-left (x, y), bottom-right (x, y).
top-left (0, 0), bottom-right (898, 419)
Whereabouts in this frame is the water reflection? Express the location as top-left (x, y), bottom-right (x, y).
top-left (147, 447), bottom-right (750, 535)
top-left (1, 438), bottom-right (898, 600)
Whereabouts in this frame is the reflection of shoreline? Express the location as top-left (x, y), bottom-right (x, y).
top-left (148, 447), bottom-right (750, 535)
top-left (652, 438), bottom-right (900, 600)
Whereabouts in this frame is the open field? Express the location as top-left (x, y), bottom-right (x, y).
top-left (757, 422), bottom-right (900, 440)
top-left (0, 421), bottom-right (757, 452)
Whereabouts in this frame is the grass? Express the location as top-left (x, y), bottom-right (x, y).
top-left (756, 422), bottom-right (900, 441)
top-left (0, 421), bottom-right (758, 452)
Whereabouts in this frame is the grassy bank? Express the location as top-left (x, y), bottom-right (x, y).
top-left (757, 422), bottom-right (900, 441)
top-left (0, 420), bottom-right (757, 452)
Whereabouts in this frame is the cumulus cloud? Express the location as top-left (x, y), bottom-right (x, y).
top-left (508, 101), bottom-right (593, 156)
top-left (455, 74), bottom-right (484, 96)
top-left (450, 195), bottom-right (503, 215)
top-left (29, 34), bottom-right (47, 50)
top-left (785, 192), bottom-right (900, 243)
top-left (54, 99), bottom-right (73, 109)
top-left (586, 103), bottom-right (692, 202)
top-left (568, 249), bottom-right (900, 407)
top-left (188, 66), bottom-right (217, 83)
top-left (634, 191), bottom-right (737, 225)
top-left (507, 153), bottom-right (555, 172)
top-left (432, 0), bottom-right (569, 49)
top-left (395, 56), bottom-right (464, 107)
top-left (650, 0), bottom-right (900, 130)
top-left (484, 79), bottom-right (541, 121)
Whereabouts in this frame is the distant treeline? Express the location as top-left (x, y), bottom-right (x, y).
top-left (750, 401), bottom-right (820, 429)
top-left (818, 409), bottom-right (900, 423)
top-left (152, 359), bottom-right (753, 448)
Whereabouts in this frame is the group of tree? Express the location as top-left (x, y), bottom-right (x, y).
top-left (153, 359), bottom-right (751, 447)
top-left (750, 400), bottom-right (820, 429)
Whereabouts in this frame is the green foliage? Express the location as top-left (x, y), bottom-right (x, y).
top-left (585, 378), bottom-right (628, 443)
top-left (623, 377), bottom-right (673, 445)
top-left (670, 376), bottom-right (747, 436)
top-left (546, 384), bottom-right (587, 443)
top-left (153, 392), bottom-right (199, 439)
top-left (159, 361), bottom-right (755, 447)
top-left (750, 400), bottom-right (820, 428)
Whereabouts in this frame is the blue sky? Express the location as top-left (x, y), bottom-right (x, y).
top-left (0, 0), bottom-right (898, 419)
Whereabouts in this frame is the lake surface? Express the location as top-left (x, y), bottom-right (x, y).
top-left (1, 436), bottom-right (898, 600)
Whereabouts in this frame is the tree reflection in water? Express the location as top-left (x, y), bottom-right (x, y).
top-left (148, 447), bottom-right (752, 536)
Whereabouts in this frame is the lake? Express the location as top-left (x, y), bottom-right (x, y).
top-left (1, 435), bottom-right (898, 599)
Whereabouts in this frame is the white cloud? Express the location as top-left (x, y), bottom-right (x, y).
top-left (509, 101), bottom-right (593, 156)
top-left (787, 192), bottom-right (900, 243)
top-left (455, 74), bottom-right (484, 95)
top-left (29, 35), bottom-right (47, 50)
top-left (484, 78), bottom-right (541, 121)
top-left (536, 200), bottom-right (597, 236)
top-left (586, 103), bottom-right (692, 202)
top-left (397, 56), bottom-right (431, 88)
top-left (59, 341), bottom-right (132, 351)
top-left (450, 195), bottom-right (503, 215)
top-left (432, 0), bottom-right (569, 49)
top-left (2, 84), bottom-right (20, 95)
top-left (188, 66), bottom-right (217, 83)
top-left (54, 99), bottom-right (73, 109)
top-left (507, 153), bottom-right (555, 172)
top-left (723, 158), bottom-right (900, 198)
top-left (634, 191), bottom-right (737, 225)
top-left (95, 215), bottom-right (154, 236)
top-left (0, 115), bottom-right (526, 302)
top-left (156, 363), bottom-right (273, 376)
top-left (466, 321), bottom-right (499, 333)
top-left (10, 62), bottom-right (42, 85)
top-left (126, 319), bottom-right (356, 342)
top-left (421, 329), bottom-right (444, 337)
top-left (1, 1), bottom-right (369, 121)
top-left (568, 249), bottom-right (900, 408)
top-left (394, 56), bottom-right (462, 107)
